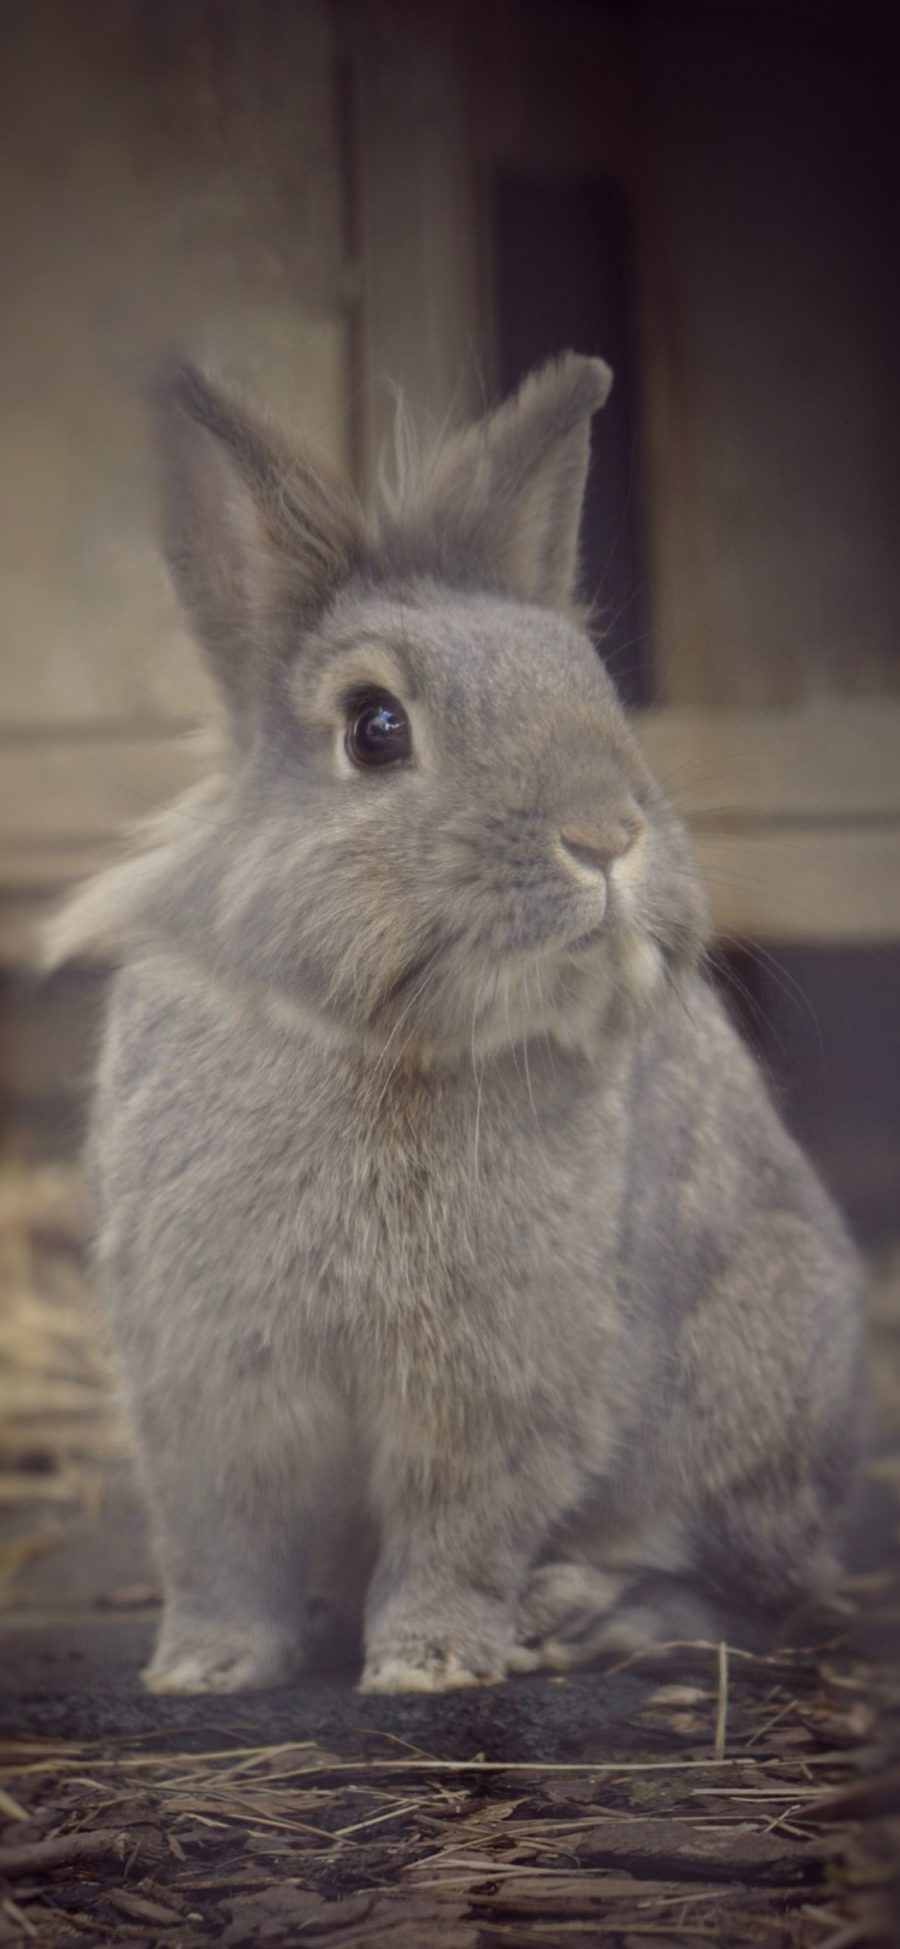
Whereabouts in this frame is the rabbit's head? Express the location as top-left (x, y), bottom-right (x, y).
top-left (71, 356), bottom-right (709, 1060)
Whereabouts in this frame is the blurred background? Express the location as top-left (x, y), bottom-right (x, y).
top-left (0, 0), bottom-right (898, 1242)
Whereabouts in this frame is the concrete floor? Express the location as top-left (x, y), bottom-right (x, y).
top-left (0, 1472), bottom-right (654, 1753)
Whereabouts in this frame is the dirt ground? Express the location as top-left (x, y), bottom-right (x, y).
top-left (0, 1163), bottom-right (898, 1948)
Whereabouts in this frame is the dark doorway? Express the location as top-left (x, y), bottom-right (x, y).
top-left (491, 171), bottom-right (650, 707)
top-left (715, 943), bottom-right (900, 1247)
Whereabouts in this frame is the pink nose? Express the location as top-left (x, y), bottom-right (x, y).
top-left (559, 817), bottom-right (642, 876)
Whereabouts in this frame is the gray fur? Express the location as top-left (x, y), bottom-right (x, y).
top-left (59, 354), bottom-right (864, 1692)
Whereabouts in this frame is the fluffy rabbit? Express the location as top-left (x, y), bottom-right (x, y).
top-left (52, 353), bottom-right (864, 1693)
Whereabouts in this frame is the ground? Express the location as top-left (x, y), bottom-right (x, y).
top-left (0, 1163), bottom-right (898, 1948)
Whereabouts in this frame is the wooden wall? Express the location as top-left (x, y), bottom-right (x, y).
top-left (0, 0), bottom-right (353, 958)
top-left (2, 0), bottom-right (899, 979)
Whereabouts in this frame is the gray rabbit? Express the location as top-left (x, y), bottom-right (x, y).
top-left (52, 353), bottom-right (864, 1693)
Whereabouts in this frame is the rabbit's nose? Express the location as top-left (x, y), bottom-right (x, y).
top-left (559, 816), bottom-right (642, 879)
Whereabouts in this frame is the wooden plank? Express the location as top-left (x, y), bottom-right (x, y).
top-left (3, 703), bottom-right (898, 847)
top-left (635, 700), bottom-right (900, 819)
top-left (7, 827), bottom-right (897, 951)
top-left (692, 828), bottom-right (900, 944)
top-left (2, 703), bottom-right (900, 949)
top-left (0, 738), bottom-right (204, 850)
top-left (0, 852), bottom-right (111, 895)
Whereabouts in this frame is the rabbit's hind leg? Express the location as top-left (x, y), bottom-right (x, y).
top-left (508, 1562), bottom-right (628, 1670)
top-left (509, 1561), bottom-right (722, 1672)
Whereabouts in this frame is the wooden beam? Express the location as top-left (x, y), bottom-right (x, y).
top-left (634, 702), bottom-right (900, 820)
top-left (0, 737), bottom-right (204, 858)
top-left (2, 702), bottom-right (899, 952)
top-left (692, 828), bottom-right (900, 945)
top-left (4, 703), bottom-right (898, 843)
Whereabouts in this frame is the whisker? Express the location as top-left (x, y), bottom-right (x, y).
top-left (519, 963), bottom-right (541, 1137)
top-left (706, 946), bottom-right (789, 1056)
top-left (735, 940), bottom-right (824, 1060)
top-left (364, 957), bottom-right (445, 1120)
top-left (470, 978), bottom-right (485, 1191)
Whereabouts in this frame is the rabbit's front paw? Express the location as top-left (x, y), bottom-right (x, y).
top-left (360, 1624), bottom-right (507, 1694)
top-left (142, 1621), bottom-right (300, 1695)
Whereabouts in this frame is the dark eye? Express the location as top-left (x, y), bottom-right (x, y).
top-left (345, 690), bottom-right (412, 769)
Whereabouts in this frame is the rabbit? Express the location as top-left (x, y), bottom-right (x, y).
top-left (49, 351), bottom-right (865, 1694)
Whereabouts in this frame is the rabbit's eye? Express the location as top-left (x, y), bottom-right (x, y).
top-left (345, 690), bottom-right (412, 769)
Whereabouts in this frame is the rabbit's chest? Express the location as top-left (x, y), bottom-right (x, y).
top-left (98, 977), bottom-right (629, 1437)
top-left (287, 1116), bottom-right (512, 1321)
top-left (282, 1057), bottom-right (624, 1372)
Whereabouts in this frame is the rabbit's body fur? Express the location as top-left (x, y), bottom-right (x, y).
top-left (59, 356), bottom-right (864, 1693)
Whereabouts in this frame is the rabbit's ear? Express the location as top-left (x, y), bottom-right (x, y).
top-left (383, 353), bottom-right (612, 613)
top-left (156, 363), bottom-right (364, 725)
